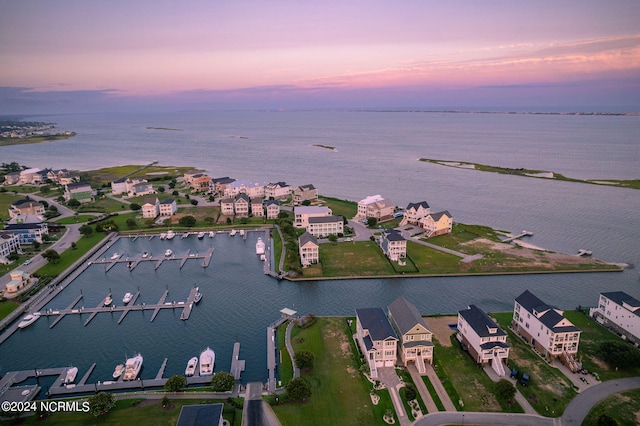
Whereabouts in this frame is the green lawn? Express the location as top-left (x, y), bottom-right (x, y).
top-left (127, 193), bottom-right (189, 206)
top-left (36, 232), bottom-right (107, 278)
top-left (76, 164), bottom-right (193, 188)
top-left (406, 241), bottom-right (462, 273)
top-left (318, 196), bottom-right (357, 219)
top-left (0, 192), bottom-right (27, 221)
top-left (582, 389), bottom-right (640, 426)
top-left (55, 215), bottom-right (95, 224)
top-left (0, 300), bottom-right (20, 320)
top-left (422, 376), bottom-right (445, 411)
top-left (76, 197), bottom-right (128, 214)
top-left (277, 322), bottom-right (294, 385)
top-left (318, 241), bottom-right (396, 276)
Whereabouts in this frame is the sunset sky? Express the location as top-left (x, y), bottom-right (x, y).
top-left (1, 1), bottom-right (639, 113)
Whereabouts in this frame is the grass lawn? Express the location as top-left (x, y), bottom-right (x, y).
top-left (55, 215), bottom-right (95, 224)
top-left (0, 300), bottom-right (20, 320)
top-left (6, 398), bottom-right (241, 426)
top-left (36, 232), bottom-right (107, 277)
top-left (277, 322), bottom-right (294, 385)
top-left (422, 376), bottom-right (445, 411)
top-left (428, 223), bottom-right (505, 250)
top-left (492, 312), bottom-right (577, 416)
top-left (318, 241), bottom-right (396, 277)
top-left (127, 193), bottom-right (189, 206)
top-left (272, 317), bottom-right (392, 425)
top-left (318, 196), bottom-right (357, 219)
top-left (406, 241), bottom-right (462, 274)
top-left (76, 165), bottom-right (194, 187)
top-left (273, 228), bottom-right (283, 274)
top-left (563, 311), bottom-right (640, 381)
top-left (582, 388), bottom-right (640, 426)
top-left (76, 197), bottom-right (129, 214)
top-left (0, 192), bottom-right (27, 221)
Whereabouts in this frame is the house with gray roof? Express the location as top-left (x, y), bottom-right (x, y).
top-left (9, 199), bottom-right (45, 219)
top-left (380, 228), bottom-right (406, 261)
top-left (513, 290), bottom-right (581, 361)
top-left (265, 199), bottom-right (280, 220)
top-left (293, 184), bottom-right (318, 205)
top-left (355, 307), bottom-right (398, 378)
top-left (400, 201), bottom-right (431, 226)
top-left (298, 232), bottom-right (319, 267)
top-left (457, 305), bottom-right (509, 376)
top-left (593, 291), bottom-right (640, 345)
top-left (388, 296), bottom-right (433, 373)
top-left (420, 210), bottom-right (453, 237)
top-left (307, 215), bottom-right (344, 238)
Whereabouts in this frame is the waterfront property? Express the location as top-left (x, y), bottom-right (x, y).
top-left (379, 228), bottom-right (407, 261)
top-left (8, 199), bottom-right (45, 219)
top-left (141, 197), bottom-right (160, 219)
top-left (159, 197), bottom-right (177, 216)
top-left (357, 194), bottom-right (394, 222)
top-left (0, 231), bottom-right (20, 265)
top-left (298, 232), bottom-right (319, 266)
top-left (399, 201), bottom-right (430, 226)
top-left (387, 296), bottom-right (433, 372)
top-left (294, 206), bottom-right (332, 228)
top-left (265, 199), bottom-right (280, 220)
top-left (64, 182), bottom-right (94, 203)
top-left (592, 291), bottom-right (640, 345)
top-left (420, 210), bottom-right (453, 237)
top-left (355, 307), bottom-right (398, 378)
top-left (264, 181), bottom-right (291, 199)
top-left (457, 304), bottom-right (510, 377)
top-left (293, 184), bottom-right (318, 205)
top-left (4, 214), bottom-right (48, 244)
top-left (223, 179), bottom-right (267, 198)
top-left (306, 215), bottom-right (344, 238)
top-left (251, 197), bottom-right (264, 217)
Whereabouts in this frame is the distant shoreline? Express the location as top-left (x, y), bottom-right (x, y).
top-left (0, 132), bottom-right (77, 147)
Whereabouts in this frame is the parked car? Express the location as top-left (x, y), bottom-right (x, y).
top-left (23, 259), bottom-right (32, 265)
top-left (520, 373), bottom-right (530, 386)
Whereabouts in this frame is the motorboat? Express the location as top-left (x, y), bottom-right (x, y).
top-left (123, 354), bottom-right (143, 381)
top-left (165, 249), bottom-right (173, 257)
top-left (199, 347), bottom-right (215, 376)
top-left (209, 231), bottom-right (215, 238)
top-left (194, 291), bottom-right (202, 304)
top-left (260, 254), bottom-right (266, 261)
top-left (229, 229), bottom-right (237, 237)
top-left (160, 232), bottom-right (167, 240)
top-left (104, 296), bottom-right (113, 306)
top-left (255, 237), bottom-right (265, 255)
top-left (239, 229), bottom-right (245, 237)
top-left (166, 230), bottom-right (175, 240)
top-left (142, 252), bottom-right (150, 258)
top-left (64, 366), bottom-right (78, 385)
top-left (17, 313), bottom-right (41, 329)
top-left (112, 363), bottom-right (124, 379)
top-left (110, 253), bottom-right (120, 260)
top-left (185, 357), bottom-right (198, 376)
top-left (122, 292), bottom-right (133, 304)
top-left (197, 232), bottom-right (205, 239)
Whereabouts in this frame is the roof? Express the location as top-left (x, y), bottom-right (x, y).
top-left (268, 181), bottom-right (289, 188)
top-left (298, 232), bottom-right (318, 247)
top-left (159, 198), bottom-right (175, 204)
top-left (294, 206), bottom-right (331, 215)
top-left (7, 215), bottom-right (46, 225)
top-left (458, 305), bottom-right (506, 338)
top-left (235, 193), bottom-right (250, 202)
top-left (406, 201), bottom-right (430, 211)
top-left (176, 403), bottom-right (223, 426)
top-left (66, 182), bottom-right (91, 189)
top-left (297, 184), bottom-right (316, 190)
top-left (212, 176), bottom-right (235, 184)
top-left (113, 177), bottom-right (127, 183)
top-left (388, 296), bottom-right (431, 335)
top-left (143, 197), bottom-right (158, 205)
top-left (427, 211), bottom-right (452, 221)
top-left (356, 307), bottom-right (398, 342)
top-left (265, 199), bottom-right (280, 206)
top-left (308, 215), bottom-right (343, 224)
top-left (516, 290), bottom-right (580, 333)
top-left (383, 228), bottom-right (405, 242)
top-left (601, 291), bottom-right (640, 315)
top-left (11, 199), bottom-right (42, 208)
top-left (251, 197), bottom-right (264, 204)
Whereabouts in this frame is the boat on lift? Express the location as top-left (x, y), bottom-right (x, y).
top-left (123, 354), bottom-right (143, 381)
top-left (199, 347), bottom-right (215, 376)
top-left (256, 237), bottom-right (265, 255)
top-left (64, 367), bottom-right (78, 385)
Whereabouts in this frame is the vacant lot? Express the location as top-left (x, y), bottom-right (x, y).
top-left (318, 241), bottom-right (396, 276)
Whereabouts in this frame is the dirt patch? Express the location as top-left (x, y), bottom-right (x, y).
top-left (423, 316), bottom-right (457, 347)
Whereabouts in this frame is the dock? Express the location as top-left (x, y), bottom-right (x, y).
top-left (179, 250), bottom-right (190, 269)
top-left (117, 291), bottom-right (141, 324)
top-left (502, 230), bottom-right (534, 243)
top-left (230, 342), bottom-right (245, 381)
top-left (155, 358), bottom-right (168, 380)
top-left (48, 294), bottom-right (83, 329)
top-left (78, 363), bottom-right (96, 385)
top-left (83, 293), bottom-right (112, 327)
top-left (202, 247), bottom-right (214, 268)
top-left (179, 287), bottom-right (200, 320)
top-left (91, 251), bottom-right (211, 271)
top-left (150, 289), bottom-right (170, 322)
top-left (266, 326), bottom-right (277, 392)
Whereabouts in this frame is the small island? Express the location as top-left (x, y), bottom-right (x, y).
top-left (313, 144), bottom-right (336, 151)
top-left (0, 119), bottom-right (76, 147)
top-left (145, 127), bottom-right (183, 131)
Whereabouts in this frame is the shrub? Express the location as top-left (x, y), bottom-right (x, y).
top-left (210, 371), bottom-right (234, 392)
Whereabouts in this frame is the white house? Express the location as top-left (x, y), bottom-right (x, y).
top-left (380, 228), bottom-right (407, 261)
top-left (293, 184), bottom-right (318, 205)
top-left (387, 296), bottom-right (433, 373)
top-left (265, 182), bottom-right (292, 200)
top-left (592, 291), bottom-right (640, 345)
top-left (159, 198), bottom-right (177, 216)
top-left (294, 206), bottom-right (332, 228)
top-left (223, 180), bottom-right (267, 198)
top-left (265, 200), bottom-right (280, 220)
top-left (420, 211), bottom-right (453, 237)
top-left (457, 305), bottom-right (510, 377)
top-left (251, 198), bottom-right (264, 217)
top-left (19, 168), bottom-right (42, 184)
top-left (298, 232), bottom-right (319, 266)
top-left (9, 199), bottom-right (45, 219)
top-left (4, 215), bottom-right (49, 244)
top-left (355, 307), bottom-right (398, 378)
top-left (5, 270), bottom-right (37, 294)
top-left (513, 290), bottom-right (581, 362)
top-left (0, 231), bottom-right (20, 265)
top-left (357, 194), bottom-right (394, 221)
top-left (307, 215), bottom-right (344, 238)
top-left (220, 198), bottom-right (235, 216)
top-left (400, 201), bottom-right (430, 226)
top-left (141, 197), bottom-right (160, 219)
top-left (129, 181), bottom-right (154, 197)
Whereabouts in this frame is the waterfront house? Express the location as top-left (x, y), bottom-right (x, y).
top-left (387, 296), bottom-right (433, 372)
top-left (293, 184), bottom-right (318, 205)
top-left (4, 215), bottom-right (49, 244)
top-left (294, 206), bottom-right (332, 228)
top-left (400, 201), bottom-right (431, 226)
top-left (9, 199), bottom-right (45, 219)
top-left (128, 181), bottom-right (154, 197)
top-left (18, 168), bottom-right (42, 184)
top-left (64, 182), bottom-right (94, 203)
top-left (355, 307), bottom-right (398, 378)
top-left (513, 290), bottom-right (581, 362)
top-left (141, 197), bottom-right (160, 219)
top-left (251, 198), bottom-right (264, 217)
top-left (306, 215), bottom-right (344, 238)
top-left (47, 169), bottom-right (78, 185)
top-left (212, 177), bottom-right (235, 195)
top-left (592, 291), bottom-right (640, 345)
top-left (420, 211), bottom-right (453, 237)
top-left (191, 174), bottom-right (213, 193)
top-left (3, 173), bottom-right (20, 185)
top-left (457, 305), bottom-right (510, 376)
top-left (265, 200), bottom-right (280, 220)
top-left (220, 198), bottom-right (235, 216)
top-left (298, 232), bottom-right (319, 266)
top-left (0, 231), bottom-right (20, 265)
top-left (4, 270), bottom-right (37, 294)
top-left (183, 170), bottom-right (207, 185)
top-left (110, 177), bottom-right (128, 195)
top-left (265, 182), bottom-right (292, 200)
top-left (357, 194), bottom-right (394, 222)
top-left (159, 198), bottom-right (177, 216)
top-left (380, 228), bottom-right (406, 261)
top-left (234, 193), bottom-right (250, 217)
top-left (223, 180), bottom-right (267, 199)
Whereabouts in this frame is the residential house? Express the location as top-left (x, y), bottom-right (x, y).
top-left (357, 195), bottom-right (394, 222)
top-left (183, 170), bottom-right (207, 185)
top-left (400, 201), bottom-right (430, 226)
top-left (212, 177), bottom-right (235, 195)
top-left (294, 206), bottom-right (332, 228)
top-left (298, 232), bottom-right (319, 266)
top-left (64, 182), bottom-right (94, 203)
top-left (110, 177), bottom-right (129, 195)
top-left (307, 215), bottom-right (344, 238)
top-left (47, 169), bottom-right (78, 185)
top-left (129, 181), bottom-right (154, 197)
top-left (265, 200), bottom-right (280, 220)
top-left (4, 215), bottom-right (48, 244)
top-left (251, 198), bottom-right (264, 217)
top-left (380, 228), bottom-right (406, 261)
top-left (223, 180), bottom-right (267, 199)
top-left (19, 168), bottom-right (42, 184)
top-left (3, 172), bottom-right (20, 185)
top-left (293, 184), bottom-right (318, 205)
top-left (355, 307), bottom-right (398, 378)
top-left (5, 270), bottom-right (37, 294)
top-left (220, 198), bottom-right (235, 216)
top-left (420, 211), bottom-right (453, 237)
top-left (592, 291), bottom-right (640, 345)
top-left (265, 182), bottom-right (292, 200)
top-left (0, 231), bottom-right (20, 265)
top-left (387, 296), bottom-right (434, 372)
top-left (176, 403), bottom-right (224, 426)
top-left (141, 197), bottom-right (160, 219)
top-left (513, 290), bottom-right (581, 361)
top-left (233, 193), bottom-right (250, 217)
top-left (457, 305), bottom-right (510, 376)
top-left (9, 199), bottom-right (45, 219)
top-left (159, 198), bottom-right (177, 216)
top-left (191, 174), bottom-right (213, 193)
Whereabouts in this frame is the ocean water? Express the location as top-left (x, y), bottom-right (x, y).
top-left (0, 110), bottom-right (639, 385)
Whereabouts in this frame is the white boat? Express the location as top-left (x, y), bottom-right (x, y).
top-left (166, 230), bottom-right (175, 240)
top-left (185, 357), bottom-right (198, 376)
top-left (64, 367), bottom-right (78, 385)
top-left (209, 231), bottom-right (215, 238)
top-left (110, 253), bottom-right (120, 260)
top-left (165, 249), bottom-right (173, 257)
top-left (197, 232), bottom-right (205, 239)
top-left (260, 254), bottom-right (266, 261)
top-left (194, 291), bottom-right (202, 304)
top-left (142, 252), bottom-right (149, 258)
top-left (17, 313), bottom-right (41, 329)
top-left (256, 237), bottom-right (265, 255)
top-left (112, 363), bottom-right (124, 379)
top-left (104, 296), bottom-right (113, 306)
top-left (229, 229), bottom-right (237, 237)
top-left (199, 347), bottom-right (215, 376)
top-left (122, 292), bottom-right (133, 304)
top-left (160, 233), bottom-right (167, 240)
top-left (123, 354), bottom-right (143, 381)
top-left (239, 229), bottom-right (245, 237)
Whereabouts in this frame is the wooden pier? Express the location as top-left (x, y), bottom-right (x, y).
top-left (231, 342), bottom-right (245, 380)
top-left (150, 289), bottom-right (170, 322)
top-left (93, 251), bottom-right (211, 272)
top-left (117, 291), bottom-right (141, 324)
top-left (179, 287), bottom-right (200, 320)
top-left (48, 294), bottom-right (84, 329)
top-left (502, 230), bottom-right (534, 243)
top-left (202, 247), bottom-right (214, 268)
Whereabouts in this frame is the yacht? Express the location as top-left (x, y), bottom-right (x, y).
top-left (255, 237), bottom-right (265, 255)
top-left (185, 357), bottom-right (198, 376)
top-left (142, 252), bottom-right (150, 258)
top-left (104, 296), bottom-right (113, 306)
top-left (209, 231), bottom-right (215, 238)
top-left (166, 230), bottom-right (175, 240)
top-left (229, 229), bottom-right (237, 237)
top-left (110, 253), bottom-right (120, 260)
top-left (64, 367), bottom-right (78, 385)
top-left (197, 232), bottom-right (205, 239)
top-left (239, 229), bottom-right (245, 237)
top-left (260, 254), bottom-right (266, 261)
top-left (112, 363), bottom-right (124, 379)
top-left (123, 354), bottom-right (143, 381)
top-left (160, 232), bottom-right (167, 240)
top-left (122, 292), bottom-right (133, 304)
top-left (194, 291), bottom-right (202, 304)
top-left (165, 249), bottom-right (173, 257)
top-left (17, 313), bottom-right (41, 329)
top-left (199, 347), bottom-right (215, 376)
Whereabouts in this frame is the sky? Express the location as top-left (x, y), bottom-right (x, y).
top-left (1, 0), bottom-right (639, 113)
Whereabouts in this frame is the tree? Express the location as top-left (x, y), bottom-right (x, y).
top-left (130, 203), bottom-right (141, 211)
top-left (210, 371), bottom-right (235, 392)
top-left (226, 217), bottom-right (232, 224)
top-left (190, 199), bottom-right (198, 206)
top-left (403, 384), bottom-right (417, 401)
top-left (367, 217), bottom-right (377, 228)
top-left (33, 241), bottom-right (41, 250)
top-left (164, 375), bottom-right (186, 392)
top-left (285, 377), bottom-right (311, 402)
top-left (42, 249), bottom-right (60, 264)
top-left (158, 186), bottom-right (166, 193)
top-left (596, 414), bottom-right (618, 426)
top-left (495, 379), bottom-right (516, 404)
top-left (172, 190), bottom-right (179, 196)
top-left (301, 200), bottom-right (311, 206)
top-left (88, 392), bottom-right (116, 417)
top-left (126, 218), bottom-right (138, 229)
top-left (204, 216), bottom-right (215, 225)
top-left (179, 215), bottom-right (196, 227)
top-left (79, 224), bottom-right (94, 237)
top-left (40, 185), bottom-right (51, 194)
top-left (7, 251), bottom-right (19, 261)
top-left (294, 350), bottom-right (315, 371)
top-left (596, 341), bottom-right (640, 369)
top-left (96, 220), bottom-right (119, 232)
top-left (42, 234), bottom-right (51, 242)
top-left (71, 242), bottom-right (77, 250)
top-left (327, 234), bottom-right (338, 245)
top-left (67, 199), bottom-right (81, 208)
top-left (278, 211), bottom-right (289, 219)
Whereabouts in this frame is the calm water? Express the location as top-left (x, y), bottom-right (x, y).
top-left (1, 110), bottom-right (639, 386)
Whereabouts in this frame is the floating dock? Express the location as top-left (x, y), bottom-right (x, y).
top-left (93, 251), bottom-right (210, 271)
top-left (502, 230), bottom-right (534, 243)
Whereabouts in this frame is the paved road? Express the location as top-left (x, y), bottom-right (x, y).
top-left (242, 382), bottom-right (281, 426)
